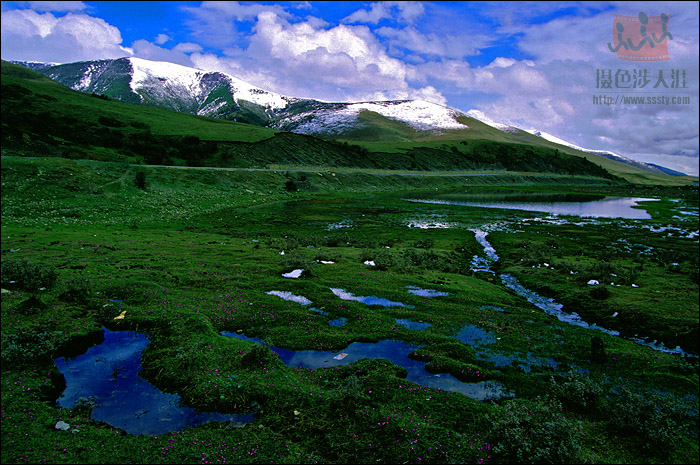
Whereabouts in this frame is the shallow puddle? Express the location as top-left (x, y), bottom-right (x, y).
top-left (396, 318), bottom-right (432, 331)
top-left (54, 329), bottom-right (254, 435)
top-left (330, 288), bottom-right (409, 307)
top-left (453, 324), bottom-right (498, 346)
top-left (329, 318), bottom-right (348, 327)
top-left (266, 290), bottom-right (312, 305)
top-left (395, 319), bottom-right (432, 331)
top-left (406, 286), bottom-right (449, 297)
top-left (221, 332), bottom-right (512, 401)
top-left (282, 269), bottom-right (303, 278)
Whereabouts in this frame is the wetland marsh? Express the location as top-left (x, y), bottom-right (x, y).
top-left (1, 156), bottom-right (698, 464)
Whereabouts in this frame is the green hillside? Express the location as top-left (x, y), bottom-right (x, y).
top-left (338, 114), bottom-right (694, 184)
top-left (2, 59), bottom-right (695, 186)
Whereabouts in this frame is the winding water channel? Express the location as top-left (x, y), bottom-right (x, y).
top-left (471, 227), bottom-right (692, 356)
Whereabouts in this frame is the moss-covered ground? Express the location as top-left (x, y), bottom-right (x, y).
top-left (2, 156), bottom-right (698, 464)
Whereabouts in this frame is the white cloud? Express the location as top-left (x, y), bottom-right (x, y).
top-left (129, 40), bottom-right (201, 67)
top-left (376, 25), bottom-right (491, 58)
top-left (199, 11), bottom-right (415, 101)
top-left (0, 10), bottom-right (130, 63)
top-left (154, 33), bottom-right (172, 45)
top-left (18, 1), bottom-right (88, 12)
top-left (181, 1), bottom-right (291, 48)
top-left (173, 42), bottom-right (203, 53)
top-left (343, 1), bottom-right (425, 25)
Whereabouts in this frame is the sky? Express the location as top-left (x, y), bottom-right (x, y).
top-left (1, 1), bottom-right (698, 176)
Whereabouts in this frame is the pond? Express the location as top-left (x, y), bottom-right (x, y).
top-left (54, 329), bottom-right (254, 435)
top-left (405, 192), bottom-right (657, 219)
top-left (221, 331), bottom-right (513, 401)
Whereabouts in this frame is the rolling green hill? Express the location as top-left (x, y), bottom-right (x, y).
top-left (2, 60), bottom-right (695, 185)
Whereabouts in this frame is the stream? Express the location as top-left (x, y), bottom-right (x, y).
top-left (470, 227), bottom-right (693, 356)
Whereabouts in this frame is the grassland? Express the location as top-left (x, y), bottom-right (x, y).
top-left (1, 154), bottom-right (698, 464)
top-left (2, 57), bottom-right (698, 464)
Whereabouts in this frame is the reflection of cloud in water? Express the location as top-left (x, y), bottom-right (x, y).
top-left (330, 288), bottom-right (408, 307)
top-left (282, 269), bottom-right (303, 278)
top-left (406, 197), bottom-right (656, 219)
top-left (221, 335), bottom-right (513, 401)
top-left (266, 290), bottom-right (312, 305)
top-left (406, 286), bottom-right (449, 297)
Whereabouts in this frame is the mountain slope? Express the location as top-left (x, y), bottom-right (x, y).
top-left (5, 58), bottom-right (693, 184)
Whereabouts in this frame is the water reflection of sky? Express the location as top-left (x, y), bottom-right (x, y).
top-left (406, 286), bottom-right (450, 297)
top-left (330, 288), bottom-right (409, 307)
top-left (266, 290), bottom-right (312, 305)
top-left (54, 329), bottom-right (253, 435)
top-left (406, 197), bottom-right (657, 219)
top-left (222, 332), bottom-right (512, 401)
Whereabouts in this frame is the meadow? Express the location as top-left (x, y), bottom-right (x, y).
top-left (1, 155), bottom-right (698, 464)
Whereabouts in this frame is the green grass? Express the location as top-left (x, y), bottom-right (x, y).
top-left (2, 155), bottom-right (698, 464)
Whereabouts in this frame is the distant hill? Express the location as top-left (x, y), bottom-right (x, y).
top-left (2, 59), bottom-right (685, 183)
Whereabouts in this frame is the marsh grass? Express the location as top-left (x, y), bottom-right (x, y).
top-left (1, 155), bottom-right (698, 464)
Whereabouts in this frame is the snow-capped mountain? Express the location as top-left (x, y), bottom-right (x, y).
top-left (10, 57), bottom-right (685, 175)
top-left (13, 57), bottom-right (469, 135)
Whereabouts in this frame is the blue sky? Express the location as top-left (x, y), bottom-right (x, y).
top-left (1, 1), bottom-right (698, 175)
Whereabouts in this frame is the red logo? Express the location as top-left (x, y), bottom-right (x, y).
top-left (608, 12), bottom-right (672, 61)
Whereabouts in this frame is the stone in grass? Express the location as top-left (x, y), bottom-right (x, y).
top-left (55, 421), bottom-right (70, 431)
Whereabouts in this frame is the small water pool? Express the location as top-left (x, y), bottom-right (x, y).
top-left (54, 329), bottom-right (254, 435)
top-left (221, 331), bottom-right (512, 401)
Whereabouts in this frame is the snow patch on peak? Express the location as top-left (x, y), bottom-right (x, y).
top-left (351, 100), bottom-right (467, 131)
top-left (281, 99), bottom-right (468, 135)
top-left (525, 129), bottom-right (592, 152)
top-left (128, 57), bottom-right (206, 98)
top-left (127, 57), bottom-right (288, 109)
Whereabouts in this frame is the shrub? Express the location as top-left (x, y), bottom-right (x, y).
top-left (1, 259), bottom-right (58, 292)
top-left (547, 373), bottom-right (604, 414)
top-left (58, 277), bottom-right (93, 304)
top-left (134, 169), bottom-right (147, 189)
top-left (1, 329), bottom-right (69, 366)
top-left (606, 386), bottom-right (694, 456)
top-left (486, 397), bottom-right (589, 464)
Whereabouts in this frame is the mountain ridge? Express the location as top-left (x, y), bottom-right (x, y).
top-left (5, 58), bottom-right (690, 180)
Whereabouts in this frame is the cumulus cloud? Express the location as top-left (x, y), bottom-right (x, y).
top-left (181, 0), bottom-right (291, 48)
top-left (0, 9), bottom-right (130, 63)
top-left (376, 26), bottom-right (491, 59)
top-left (188, 10), bottom-right (427, 102)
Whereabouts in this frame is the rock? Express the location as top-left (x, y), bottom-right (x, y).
top-left (55, 421), bottom-right (70, 431)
